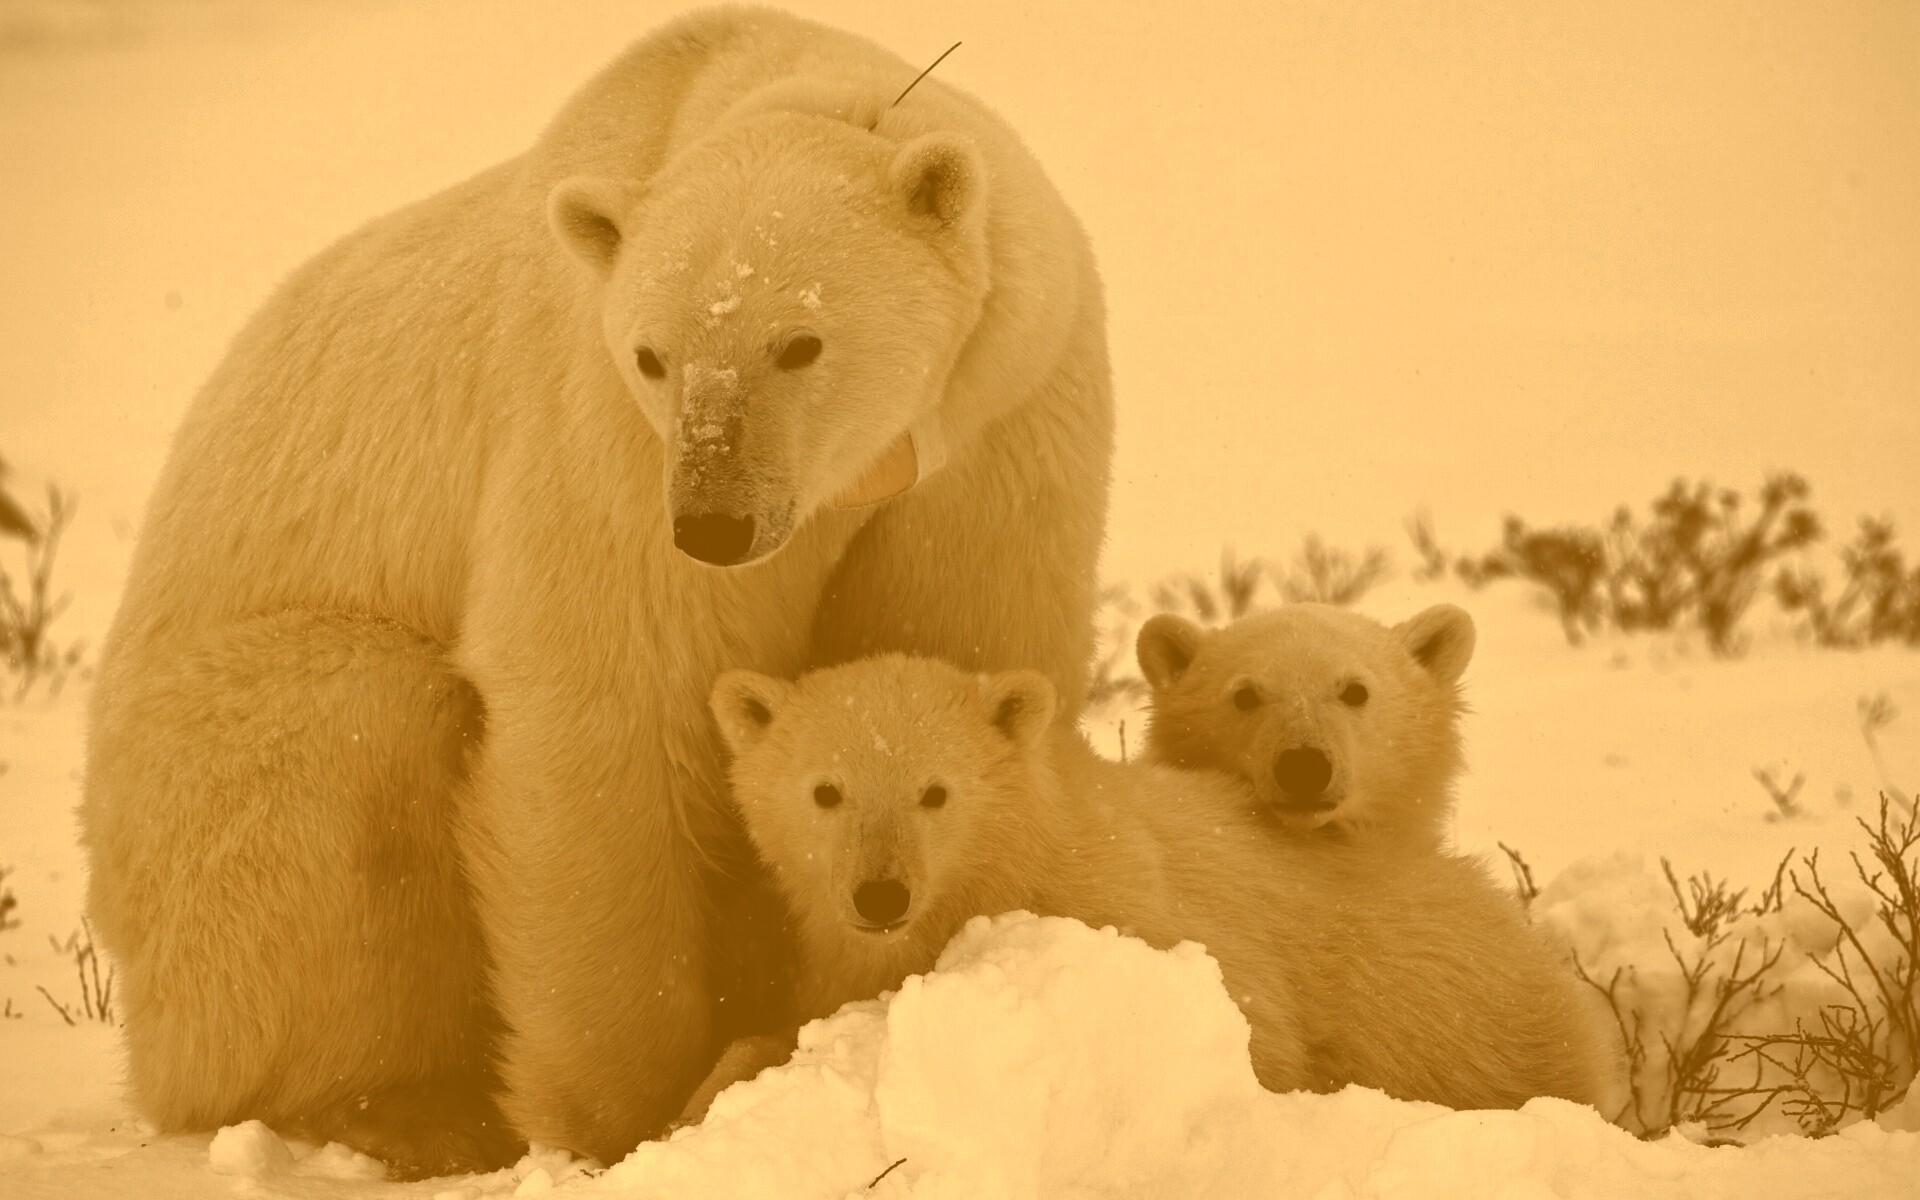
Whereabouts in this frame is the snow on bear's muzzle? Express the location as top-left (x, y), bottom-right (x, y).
top-left (667, 365), bottom-right (797, 567)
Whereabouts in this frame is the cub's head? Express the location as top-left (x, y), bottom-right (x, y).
top-left (708, 655), bottom-right (1053, 942)
top-left (548, 105), bottom-right (991, 567)
top-left (1136, 603), bottom-right (1476, 848)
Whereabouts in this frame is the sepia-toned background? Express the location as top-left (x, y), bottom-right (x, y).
top-left (2, 0), bottom-right (1915, 642)
top-left (2, 1), bottom-right (1918, 1193)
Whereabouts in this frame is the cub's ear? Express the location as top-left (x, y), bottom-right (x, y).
top-left (981, 669), bottom-right (1056, 751)
top-left (1135, 614), bottom-right (1206, 692)
top-left (888, 132), bottom-right (987, 229)
top-left (547, 176), bottom-right (645, 276)
top-left (1393, 604), bottom-right (1477, 685)
top-left (710, 670), bottom-right (792, 753)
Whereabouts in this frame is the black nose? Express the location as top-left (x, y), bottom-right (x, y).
top-left (1273, 747), bottom-right (1333, 803)
top-left (672, 512), bottom-right (756, 566)
top-left (853, 879), bottom-right (910, 926)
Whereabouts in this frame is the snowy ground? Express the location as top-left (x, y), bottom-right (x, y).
top-left (3, 1), bottom-right (1918, 1197)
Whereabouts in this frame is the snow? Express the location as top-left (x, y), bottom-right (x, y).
top-left (437, 915), bottom-right (1920, 1198)
top-left (1530, 849), bottom-right (1896, 1137)
top-left (3, 1), bottom-right (1918, 1197)
top-left (206, 1121), bottom-right (295, 1175)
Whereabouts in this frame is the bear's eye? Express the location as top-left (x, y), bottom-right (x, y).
top-left (920, 785), bottom-right (948, 809)
top-left (776, 335), bottom-right (822, 370)
top-left (1341, 682), bottom-right (1370, 708)
top-left (813, 783), bottom-right (843, 809)
top-left (1232, 684), bottom-right (1262, 712)
top-left (635, 347), bottom-right (667, 380)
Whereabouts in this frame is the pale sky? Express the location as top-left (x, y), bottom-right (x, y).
top-left (1, 0), bottom-right (1914, 629)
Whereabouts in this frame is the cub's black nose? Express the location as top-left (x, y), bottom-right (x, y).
top-left (853, 879), bottom-right (910, 927)
top-left (672, 512), bottom-right (756, 566)
top-left (1273, 747), bottom-right (1334, 805)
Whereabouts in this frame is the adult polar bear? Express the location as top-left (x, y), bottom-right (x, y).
top-left (80, 6), bottom-right (1111, 1179)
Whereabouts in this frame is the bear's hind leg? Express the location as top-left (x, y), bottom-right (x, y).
top-left (290, 1073), bottom-right (523, 1181)
top-left (82, 609), bottom-right (516, 1178)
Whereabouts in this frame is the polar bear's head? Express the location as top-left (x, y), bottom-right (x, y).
top-left (548, 109), bottom-right (991, 566)
top-left (709, 655), bottom-right (1052, 964)
top-left (1135, 603), bottom-right (1476, 850)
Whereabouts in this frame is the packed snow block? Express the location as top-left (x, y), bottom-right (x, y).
top-left (604, 912), bottom-right (1269, 1199)
top-left (295, 1140), bottom-right (387, 1181)
top-left (877, 913), bottom-right (1267, 1197)
top-left (602, 1001), bottom-right (893, 1200)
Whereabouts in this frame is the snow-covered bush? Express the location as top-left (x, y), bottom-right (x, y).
top-left (1532, 795), bottom-right (1919, 1140)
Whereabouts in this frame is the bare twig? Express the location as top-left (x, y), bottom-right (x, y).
top-left (35, 918), bottom-right (114, 1026)
top-left (1570, 950), bottom-right (1650, 1131)
top-left (35, 985), bottom-right (75, 1026)
top-left (1858, 694), bottom-right (1911, 816)
top-left (1497, 842), bottom-right (1538, 908)
top-left (1661, 858), bottom-right (1748, 939)
top-left (1752, 766), bottom-right (1806, 822)
top-left (868, 1157), bottom-right (908, 1190)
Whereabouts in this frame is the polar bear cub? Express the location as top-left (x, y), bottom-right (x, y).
top-left (705, 653), bottom-right (1616, 1116)
top-left (1136, 603), bottom-right (1476, 852)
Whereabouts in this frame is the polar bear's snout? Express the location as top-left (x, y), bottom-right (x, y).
top-left (852, 878), bottom-right (911, 932)
top-left (672, 512), bottom-right (757, 566)
top-left (1271, 746), bottom-right (1338, 813)
top-left (666, 490), bottom-right (797, 565)
top-left (666, 369), bottom-right (802, 565)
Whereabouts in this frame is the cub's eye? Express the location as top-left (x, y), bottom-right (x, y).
top-left (635, 347), bottom-right (666, 380)
top-left (813, 783), bottom-right (843, 809)
top-left (776, 334), bottom-right (822, 370)
top-left (920, 785), bottom-right (948, 809)
top-left (1341, 682), bottom-right (1370, 708)
top-left (1232, 684), bottom-right (1262, 712)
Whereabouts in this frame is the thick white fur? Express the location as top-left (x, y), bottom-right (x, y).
top-left (710, 655), bottom-right (1622, 1114)
top-left (1138, 603), bottom-right (1476, 851)
top-left (80, 6), bottom-right (1110, 1174)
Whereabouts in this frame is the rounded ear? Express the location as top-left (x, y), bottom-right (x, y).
top-left (1135, 614), bottom-right (1206, 692)
top-left (710, 670), bottom-right (793, 753)
top-left (1393, 604), bottom-right (1477, 685)
top-left (547, 176), bottom-right (644, 276)
top-left (981, 669), bottom-right (1056, 750)
top-left (887, 132), bottom-right (987, 229)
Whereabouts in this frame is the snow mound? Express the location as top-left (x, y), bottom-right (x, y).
top-left (606, 911), bottom-right (1260, 1199)
top-left (207, 1119), bottom-right (387, 1182)
top-left (208, 1120), bottom-right (294, 1176)
top-left (582, 911), bottom-right (1920, 1200)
